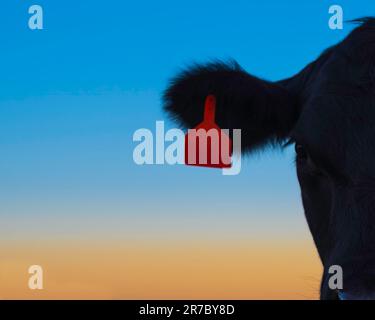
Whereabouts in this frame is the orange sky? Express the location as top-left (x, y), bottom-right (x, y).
top-left (0, 238), bottom-right (322, 300)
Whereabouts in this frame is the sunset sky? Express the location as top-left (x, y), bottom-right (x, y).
top-left (0, 0), bottom-right (371, 299)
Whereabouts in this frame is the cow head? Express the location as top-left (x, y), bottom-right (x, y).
top-left (163, 18), bottom-right (375, 300)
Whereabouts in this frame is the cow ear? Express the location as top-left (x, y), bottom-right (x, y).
top-left (163, 61), bottom-right (300, 153)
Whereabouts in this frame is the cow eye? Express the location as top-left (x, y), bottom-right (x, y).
top-left (295, 143), bottom-right (308, 161)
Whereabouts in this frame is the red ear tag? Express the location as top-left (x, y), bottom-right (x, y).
top-left (185, 95), bottom-right (232, 168)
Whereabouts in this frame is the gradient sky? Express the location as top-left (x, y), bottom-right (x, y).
top-left (0, 0), bottom-right (373, 299)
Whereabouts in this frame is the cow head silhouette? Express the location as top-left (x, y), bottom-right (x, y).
top-left (163, 18), bottom-right (375, 300)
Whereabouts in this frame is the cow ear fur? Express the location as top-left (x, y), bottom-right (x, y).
top-left (163, 60), bottom-right (300, 154)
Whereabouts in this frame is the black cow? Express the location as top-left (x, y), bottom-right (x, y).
top-left (163, 17), bottom-right (375, 300)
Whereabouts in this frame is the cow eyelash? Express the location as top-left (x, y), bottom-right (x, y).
top-left (283, 138), bottom-right (310, 161)
top-left (282, 138), bottom-right (295, 148)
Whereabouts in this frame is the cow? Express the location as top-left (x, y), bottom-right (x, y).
top-left (162, 17), bottom-right (375, 300)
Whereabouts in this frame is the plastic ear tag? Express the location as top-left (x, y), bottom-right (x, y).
top-left (185, 95), bottom-right (232, 168)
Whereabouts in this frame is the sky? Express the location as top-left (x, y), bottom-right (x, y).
top-left (0, 0), bottom-right (373, 299)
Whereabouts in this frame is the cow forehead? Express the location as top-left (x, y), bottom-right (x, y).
top-left (293, 90), bottom-right (375, 176)
top-left (292, 29), bottom-right (375, 172)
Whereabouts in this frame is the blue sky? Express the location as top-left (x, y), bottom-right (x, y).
top-left (0, 0), bottom-right (373, 240)
top-left (2, 0), bottom-right (371, 97)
